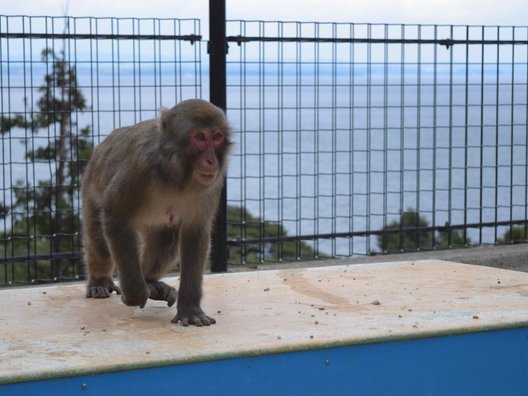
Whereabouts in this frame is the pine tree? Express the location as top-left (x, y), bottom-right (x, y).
top-left (1, 48), bottom-right (91, 283)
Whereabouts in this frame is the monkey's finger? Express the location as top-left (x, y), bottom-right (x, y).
top-left (111, 285), bottom-right (122, 295)
top-left (171, 314), bottom-right (188, 326)
top-left (87, 286), bottom-right (112, 299)
top-left (197, 315), bottom-right (216, 326)
top-left (188, 315), bottom-right (211, 327)
top-left (165, 288), bottom-right (177, 307)
top-left (172, 311), bottom-right (216, 326)
top-left (193, 318), bottom-right (204, 327)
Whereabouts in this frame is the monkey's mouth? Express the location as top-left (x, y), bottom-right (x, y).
top-left (195, 171), bottom-right (217, 185)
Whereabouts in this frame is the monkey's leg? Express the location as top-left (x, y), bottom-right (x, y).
top-left (103, 212), bottom-right (150, 308)
top-left (141, 227), bottom-right (178, 307)
top-left (83, 202), bottom-right (121, 299)
top-left (171, 225), bottom-right (216, 327)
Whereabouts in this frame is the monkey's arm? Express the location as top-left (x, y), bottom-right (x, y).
top-left (102, 211), bottom-right (150, 308)
top-left (172, 224), bottom-right (216, 326)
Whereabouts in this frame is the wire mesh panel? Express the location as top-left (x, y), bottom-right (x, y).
top-left (1, 15), bottom-right (527, 279)
top-left (225, 21), bottom-right (528, 266)
top-left (0, 15), bottom-right (202, 286)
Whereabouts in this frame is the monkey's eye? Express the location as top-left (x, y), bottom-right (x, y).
top-left (194, 132), bottom-right (206, 141)
top-left (212, 131), bottom-right (224, 141)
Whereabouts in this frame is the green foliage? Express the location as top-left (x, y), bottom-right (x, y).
top-left (378, 210), bottom-right (433, 253)
top-left (377, 209), bottom-right (472, 253)
top-left (497, 225), bottom-right (527, 244)
top-left (0, 203), bottom-right (7, 220)
top-left (227, 205), bottom-right (319, 267)
top-left (437, 229), bottom-right (469, 248)
top-left (0, 114), bottom-right (24, 134)
top-left (1, 48), bottom-right (90, 284)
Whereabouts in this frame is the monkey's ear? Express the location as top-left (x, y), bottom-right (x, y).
top-left (159, 107), bottom-right (170, 130)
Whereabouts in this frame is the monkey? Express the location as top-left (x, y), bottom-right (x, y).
top-left (81, 99), bottom-right (232, 327)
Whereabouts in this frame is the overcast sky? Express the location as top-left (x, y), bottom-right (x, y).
top-left (2, 0), bottom-right (527, 27)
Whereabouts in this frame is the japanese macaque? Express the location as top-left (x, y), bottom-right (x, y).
top-left (82, 99), bottom-right (232, 326)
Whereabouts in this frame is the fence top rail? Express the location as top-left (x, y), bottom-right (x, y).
top-left (227, 35), bottom-right (528, 47)
top-left (0, 32), bottom-right (202, 42)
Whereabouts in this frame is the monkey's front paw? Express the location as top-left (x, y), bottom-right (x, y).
top-left (171, 306), bottom-right (216, 327)
top-left (86, 277), bottom-right (122, 299)
top-left (147, 281), bottom-right (177, 307)
top-left (120, 286), bottom-right (150, 309)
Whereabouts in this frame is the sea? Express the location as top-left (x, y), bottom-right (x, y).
top-left (1, 61), bottom-right (527, 256)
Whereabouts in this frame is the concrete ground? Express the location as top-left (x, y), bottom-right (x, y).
top-left (243, 243), bottom-right (528, 273)
top-left (4, 259), bottom-right (528, 390)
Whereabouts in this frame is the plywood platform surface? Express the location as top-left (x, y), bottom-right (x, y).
top-left (1, 260), bottom-right (528, 384)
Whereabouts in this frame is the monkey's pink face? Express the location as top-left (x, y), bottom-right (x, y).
top-left (190, 128), bottom-right (226, 186)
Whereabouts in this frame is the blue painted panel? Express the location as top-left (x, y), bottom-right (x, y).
top-left (2, 327), bottom-right (527, 396)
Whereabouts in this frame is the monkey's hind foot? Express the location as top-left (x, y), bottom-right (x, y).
top-left (171, 306), bottom-right (216, 327)
top-left (147, 281), bottom-right (177, 307)
top-left (86, 277), bottom-right (122, 299)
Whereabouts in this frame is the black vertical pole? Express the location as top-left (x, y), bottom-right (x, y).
top-left (209, 0), bottom-right (228, 272)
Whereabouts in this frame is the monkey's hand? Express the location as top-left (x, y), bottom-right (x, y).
top-left (171, 305), bottom-right (216, 327)
top-left (147, 280), bottom-right (177, 307)
top-left (120, 279), bottom-right (150, 309)
top-left (86, 276), bottom-right (122, 299)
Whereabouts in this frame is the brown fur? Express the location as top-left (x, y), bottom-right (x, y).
top-left (82, 99), bottom-right (232, 326)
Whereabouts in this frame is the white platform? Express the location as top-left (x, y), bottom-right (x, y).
top-left (1, 259), bottom-right (528, 384)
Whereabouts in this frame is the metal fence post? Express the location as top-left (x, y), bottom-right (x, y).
top-left (209, 0), bottom-right (228, 272)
